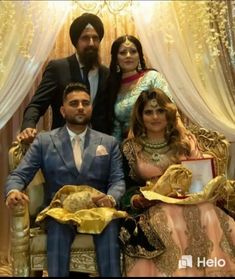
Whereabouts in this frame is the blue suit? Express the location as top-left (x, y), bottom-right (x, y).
top-left (5, 126), bottom-right (126, 277)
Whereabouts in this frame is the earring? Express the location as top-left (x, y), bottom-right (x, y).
top-left (116, 65), bottom-right (121, 73)
top-left (141, 130), bottom-right (146, 138)
top-left (137, 62), bottom-right (142, 71)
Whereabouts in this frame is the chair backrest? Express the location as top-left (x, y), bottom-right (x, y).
top-left (8, 141), bottom-right (45, 217)
top-left (188, 124), bottom-right (230, 177)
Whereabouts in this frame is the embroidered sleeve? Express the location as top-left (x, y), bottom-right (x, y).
top-left (122, 139), bottom-right (139, 182)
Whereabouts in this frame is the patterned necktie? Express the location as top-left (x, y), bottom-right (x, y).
top-left (82, 67), bottom-right (90, 91)
top-left (72, 135), bottom-right (82, 170)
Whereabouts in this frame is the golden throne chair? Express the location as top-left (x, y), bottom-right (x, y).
top-left (8, 125), bottom-right (235, 277)
top-left (187, 125), bottom-right (235, 215)
top-left (8, 141), bottom-right (100, 277)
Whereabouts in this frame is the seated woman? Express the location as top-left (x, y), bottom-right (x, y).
top-left (120, 88), bottom-right (235, 277)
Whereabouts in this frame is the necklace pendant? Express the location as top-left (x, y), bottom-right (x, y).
top-left (152, 152), bottom-right (160, 162)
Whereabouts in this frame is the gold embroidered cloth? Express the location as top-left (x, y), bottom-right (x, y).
top-left (141, 175), bottom-right (228, 205)
top-left (36, 185), bottom-right (127, 234)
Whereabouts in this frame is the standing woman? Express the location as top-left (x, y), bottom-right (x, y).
top-left (105, 35), bottom-right (173, 142)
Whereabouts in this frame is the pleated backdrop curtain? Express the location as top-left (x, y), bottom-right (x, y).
top-left (0, 0), bottom-right (234, 272)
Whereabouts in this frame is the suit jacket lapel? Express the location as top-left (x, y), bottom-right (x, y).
top-left (93, 66), bottom-right (107, 105)
top-left (80, 128), bottom-right (101, 174)
top-left (52, 126), bottom-right (79, 177)
top-left (68, 54), bottom-right (83, 82)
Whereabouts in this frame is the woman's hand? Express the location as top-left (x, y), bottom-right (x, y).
top-left (131, 194), bottom-right (158, 209)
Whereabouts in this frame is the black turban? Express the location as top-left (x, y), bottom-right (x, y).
top-left (69, 13), bottom-right (104, 47)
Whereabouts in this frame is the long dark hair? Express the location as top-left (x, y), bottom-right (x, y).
top-left (105, 35), bottom-right (147, 134)
top-left (131, 88), bottom-right (191, 157)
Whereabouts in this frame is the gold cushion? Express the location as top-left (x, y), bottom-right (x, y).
top-left (36, 185), bottom-right (127, 234)
top-left (62, 188), bottom-right (98, 212)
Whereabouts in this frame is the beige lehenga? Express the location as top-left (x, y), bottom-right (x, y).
top-left (121, 138), bottom-right (235, 277)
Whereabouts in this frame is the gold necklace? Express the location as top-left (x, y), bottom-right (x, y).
top-left (140, 137), bottom-right (168, 148)
top-left (139, 137), bottom-right (169, 162)
top-left (143, 146), bottom-right (170, 162)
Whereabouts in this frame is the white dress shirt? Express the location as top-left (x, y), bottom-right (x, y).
top-left (67, 126), bottom-right (87, 155)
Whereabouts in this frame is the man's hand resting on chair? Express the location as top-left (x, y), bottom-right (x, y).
top-left (6, 191), bottom-right (29, 209)
top-left (16, 128), bottom-right (37, 144)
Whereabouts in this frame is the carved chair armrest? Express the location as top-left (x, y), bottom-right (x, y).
top-left (10, 203), bottom-right (30, 276)
top-left (8, 140), bottom-right (45, 218)
top-left (188, 125), bottom-right (230, 176)
top-left (8, 134), bottom-right (45, 276)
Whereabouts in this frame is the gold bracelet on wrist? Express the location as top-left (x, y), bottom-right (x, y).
top-left (130, 194), bottom-right (140, 209)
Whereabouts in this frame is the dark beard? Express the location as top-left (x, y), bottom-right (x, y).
top-left (67, 115), bottom-right (91, 126)
top-left (79, 47), bottom-right (100, 70)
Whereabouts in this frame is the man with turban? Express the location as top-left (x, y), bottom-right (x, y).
top-left (17, 13), bottom-right (109, 143)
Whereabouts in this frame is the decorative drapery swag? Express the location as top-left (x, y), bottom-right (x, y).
top-left (0, 0), bottom-right (71, 129)
top-left (132, 0), bottom-right (235, 142)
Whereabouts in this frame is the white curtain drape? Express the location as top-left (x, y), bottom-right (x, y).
top-left (0, 0), bottom-right (72, 129)
top-left (0, 0), bottom-right (234, 172)
top-left (132, 1), bottom-right (235, 179)
top-left (132, 1), bottom-right (235, 141)
top-left (0, 2), bottom-right (234, 270)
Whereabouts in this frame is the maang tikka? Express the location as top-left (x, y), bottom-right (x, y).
top-left (150, 99), bottom-right (160, 108)
top-left (123, 36), bottom-right (132, 47)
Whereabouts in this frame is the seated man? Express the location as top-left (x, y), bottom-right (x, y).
top-left (5, 82), bottom-right (126, 277)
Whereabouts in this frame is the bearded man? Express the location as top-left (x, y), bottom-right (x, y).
top-left (17, 13), bottom-right (109, 143)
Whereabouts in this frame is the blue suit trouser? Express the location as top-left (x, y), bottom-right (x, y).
top-left (46, 218), bottom-right (122, 277)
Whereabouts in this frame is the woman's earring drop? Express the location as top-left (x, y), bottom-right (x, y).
top-left (116, 65), bottom-right (121, 73)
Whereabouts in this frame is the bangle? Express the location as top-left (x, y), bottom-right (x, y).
top-left (130, 194), bottom-right (140, 209)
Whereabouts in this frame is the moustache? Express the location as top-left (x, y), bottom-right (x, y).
top-left (84, 46), bottom-right (98, 53)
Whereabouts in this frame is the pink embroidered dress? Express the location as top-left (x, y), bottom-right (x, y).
top-left (121, 135), bottom-right (235, 277)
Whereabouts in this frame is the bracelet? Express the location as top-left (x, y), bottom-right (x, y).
top-left (130, 194), bottom-right (140, 209)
